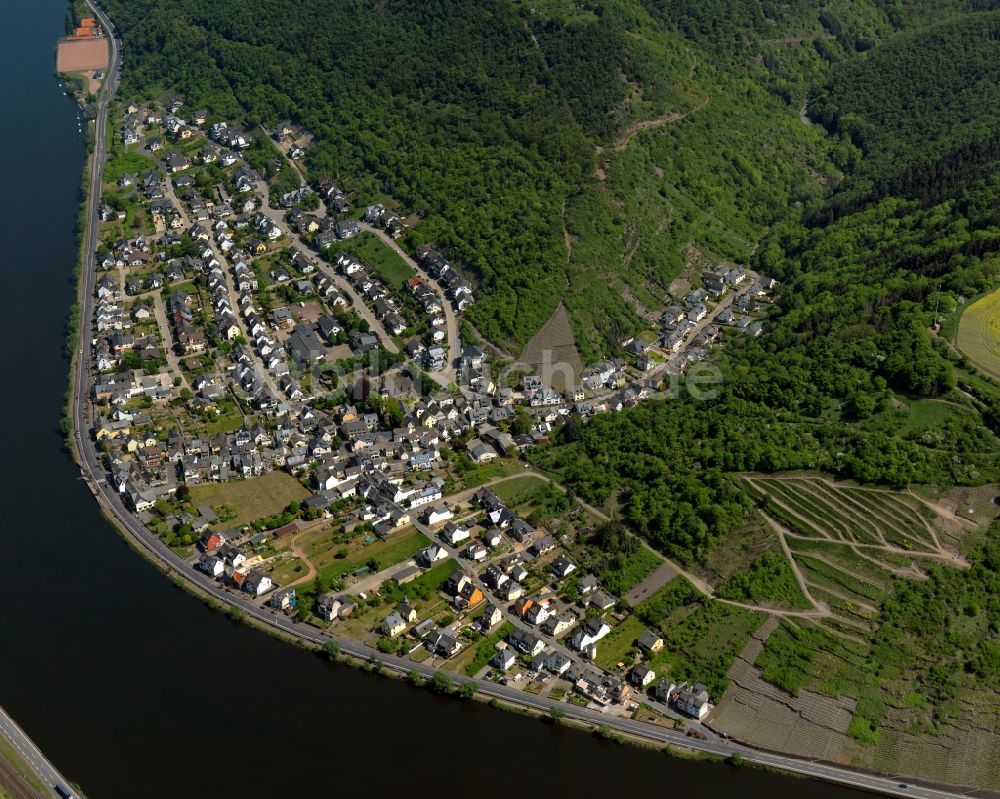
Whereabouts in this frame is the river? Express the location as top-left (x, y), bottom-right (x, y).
top-left (0, 1), bottom-right (871, 797)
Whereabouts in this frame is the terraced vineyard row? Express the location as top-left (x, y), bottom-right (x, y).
top-left (745, 475), bottom-right (944, 553)
top-left (740, 473), bottom-right (970, 646)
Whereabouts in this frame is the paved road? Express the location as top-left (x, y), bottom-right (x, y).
top-left (358, 221), bottom-right (460, 383)
top-left (161, 174), bottom-right (284, 398)
top-left (0, 706), bottom-right (75, 798)
top-left (67, 6), bottom-right (976, 799)
top-left (150, 292), bottom-right (192, 393)
top-left (255, 180), bottom-right (402, 357)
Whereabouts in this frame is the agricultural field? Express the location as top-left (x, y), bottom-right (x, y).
top-left (957, 286), bottom-right (1000, 380)
top-left (519, 303), bottom-right (583, 392)
top-left (190, 471), bottom-right (310, 526)
top-left (710, 617), bottom-right (861, 762)
top-left (740, 472), bottom-right (974, 638)
top-left (711, 473), bottom-right (1000, 791)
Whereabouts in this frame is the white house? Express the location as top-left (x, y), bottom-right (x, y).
top-left (244, 572), bottom-right (273, 597)
top-left (491, 645), bottom-right (517, 671)
top-left (570, 617), bottom-right (610, 651)
top-left (317, 593), bottom-right (341, 621)
top-left (631, 664), bottom-right (657, 688)
top-left (675, 683), bottom-right (711, 719)
top-left (478, 603), bottom-right (503, 632)
top-left (423, 505), bottom-right (454, 526)
top-left (197, 554), bottom-right (224, 578)
top-left (441, 523), bottom-right (470, 546)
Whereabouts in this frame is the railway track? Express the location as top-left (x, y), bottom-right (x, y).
top-left (0, 755), bottom-right (45, 799)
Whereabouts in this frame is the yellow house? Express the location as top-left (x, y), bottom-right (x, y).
top-left (95, 416), bottom-right (129, 441)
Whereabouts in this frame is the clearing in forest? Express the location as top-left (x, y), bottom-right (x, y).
top-left (519, 302), bottom-right (583, 392)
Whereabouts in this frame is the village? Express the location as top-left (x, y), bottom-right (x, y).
top-left (85, 95), bottom-right (779, 732)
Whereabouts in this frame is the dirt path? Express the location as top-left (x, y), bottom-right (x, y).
top-left (781, 529), bottom-right (959, 566)
top-left (802, 581), bottom-right (877, 615)
top-left (526, 468), bottom-right (828, 619)
top-left (763, 512), bottom-right (830, 616)
top-left (795, 552), bottom-right (888, 592)
top-left (283, 535), bottom-right (318, 589)
top-left (612, 91), bottom-right (710, 152)
top-left (561, 198), bottom-right (572, 262)
top-left (905, 488), bottom-right (978, 530)
top-left (789, 477), bottom-right (889, 546)
top-left (768, 474), bottom-right (964, 557)
top-left (595, 90), bottom-right (710, 181)
top-left (744, 477), bottom-right (834, 540)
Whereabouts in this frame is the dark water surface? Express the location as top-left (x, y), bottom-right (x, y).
top-left (0, 1), bottom-right (869, 797)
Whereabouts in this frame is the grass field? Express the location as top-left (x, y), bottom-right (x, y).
top-left (453, 457), bottom-right (526, 491)
top-left (268, 557), bottom-right (308, 585)
top-left (349, 232), bottom-right (414, 287)
top-left (190, 472), bottom-right (310, 526)
top-left (594, 615), bottom-right (647, 670)
top-left (957, 287), bottom-right (1000, 380)
top-left (897, 399), bottom-right (974, 434)
top-left (491, 475), bottom-right (548, 506)
top-left (314, 528), bottom-right (430, 582)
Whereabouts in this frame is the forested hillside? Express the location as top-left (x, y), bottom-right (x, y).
top-left (813, 11), bottom-right (1000, 219)
top-left (103, 0), bottom-right (906, 355)
top-left (537, 4), bottom-right (1000, 561)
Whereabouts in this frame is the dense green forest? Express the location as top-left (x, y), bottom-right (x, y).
top-left (812, 11), bottom-right (1000, 219)
top-left (102, 0), bottom-right (917, 355)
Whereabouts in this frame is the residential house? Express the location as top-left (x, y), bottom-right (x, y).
top-left (675, 683), bottom-right (711, 719)
top-left (491, 645), bottom-right (517, 671)
top-left (631, 664), bottom-right (656, 688)
top-left (638, 630), bottom-right (664, 654)
top-left (570, 617), bottom-right (611, 651)
top-left (317, 592), bottom-right (342, 621)
top-left (381, 611), bottom-right (408, 637)
top-left (244, 571), bottom-right (273, 597)
top-left (551, 555), bottom-right (577, 578)
top-left (478, 603), bottom-right (503, 632)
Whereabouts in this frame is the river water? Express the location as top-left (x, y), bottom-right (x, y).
top-left (0, 1), bottom-right (871, 797)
